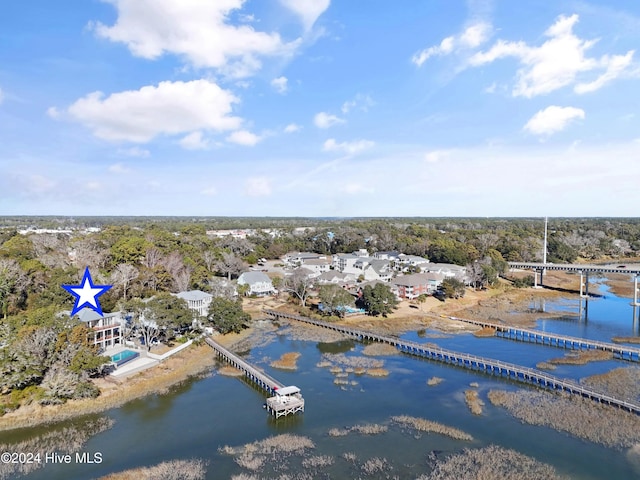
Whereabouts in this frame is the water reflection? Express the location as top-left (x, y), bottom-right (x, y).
top-left (316, 339), bottom-right (355, 354)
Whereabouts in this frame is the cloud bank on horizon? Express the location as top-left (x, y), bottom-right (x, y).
top-left (0, 0), bottom-right (639, 217)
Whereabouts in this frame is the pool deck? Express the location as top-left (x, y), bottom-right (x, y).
top-left (106, 346), bottom-right (159, 378)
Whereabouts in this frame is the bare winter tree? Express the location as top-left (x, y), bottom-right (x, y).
top-left (72, 238), bottom-right (108, 270)
top-left (111, 264), bottom-right (139, 301)
top-left (475, 234), bottom-right (499, 257)
top-left (216, 252), bottom-right (247, 280)
top-left (173, 266), bottom-right (193, 292)
top-left (0, 259), bottom-right (27, 319)
top-left (203, 250), bottom-right (217, 274)
top-left (217, 237), bottom-right (254, 257)
top-left (207, 277), bottom-right (237, 299)
top-left (160, 252), bottom-right (192, 292)
top-left (143, 247), bottom-right (162, 269)
top-left (282, 268), bottom-right (314, 307)
top-left (31, 234), bottom-right (71, 269)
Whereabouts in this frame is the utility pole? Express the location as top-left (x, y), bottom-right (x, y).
top-left (541, 217), bottom-right (548, 287)
top-left (543, 217), bottom-right (548, 264)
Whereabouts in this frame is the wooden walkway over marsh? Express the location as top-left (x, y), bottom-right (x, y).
top-left (448, 316), bottom-right (640, 362)
top-left (205, 336), bottom-right (304, 417)
top-left (264, 310), bottom-right (640, 415)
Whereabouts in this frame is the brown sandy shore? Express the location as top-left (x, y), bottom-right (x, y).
top-left (0, 276), bottom-right (602, 432)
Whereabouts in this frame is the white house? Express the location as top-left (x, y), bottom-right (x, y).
top-left (301, 258), bottom-right (332, 275)
top-left (76, 309), bottom-right (125, 351)
top-left (395, 254), bottom-right (430, 271)
top-left (175, 290), bottom-right (213, 318)
top-left (238, 271), bottom-right (276, 296)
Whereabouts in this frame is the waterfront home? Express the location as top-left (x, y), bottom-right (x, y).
top-left (76, 309), bottom-right (125, 351)
top-left (238, 271), bottom-right (276, 296)
top-left (395, 254), bottom-right (430, 272)
top-left (392, 272), bottom-right (445, 299)
top-left (175, 290), bottom-right (212, 318)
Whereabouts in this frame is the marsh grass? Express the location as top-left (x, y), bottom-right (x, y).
top-left (419, 445), bottom-right (567, 480)
top-left (365, 368), bottom-right (389, 377)
top-left (391, 415), bottom-right (473, 441)
top-left (464, 389), bottom-right (484, 415)
top-left (220, 434), bottom-right (320, 478)
top-left (0, 417), bottom-right (114, 479)
top-left (360, 457), bottom-right (390, 476)
top-left (612, 336), bottom-right (640, 344)
top-left (581, 366), bottom-right (640, 403)
top-left (535, 361), bottom-right (557, 370)
top-left (488, 389), bottom-right (640, 448)
top-left (270, 352), bottom-right (301, 371)
top-left (327, 424), bottom-right (388, 437)
top-left (473, 326), bottom-right (496, 338)
top-left (301, 455), bottom-right (334, 468)
top-left (362, 343), bottom-right (399, 356)
top-left (219, 365), bottom-right (244, 376)
top-left (427, 376), bottom-right (443, 386)
top-left (97, 459), bottom-right (207, 480)
top-left (548, 349), bottom-right (613, 365)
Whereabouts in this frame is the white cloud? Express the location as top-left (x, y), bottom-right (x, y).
top-left (469, 14), bottom-right (634, 97)
top-left (67, 79), bottom-right (241, 143)
top-left (341, 93), bottom-right (374, 114)
top-left (524, 105), bottom-right (585, 136)
top-left (46, 106), bottom-right (60, 118)
top-left (323, 138), bottom-right (374, 155)
top-left (93, 0), bottom-right (300, 78)
top-left (108, 163), bottom-right (131, 174)
top-left (574, 50), bottom-right (635, 93)
top-left (342, 183), bottom-right (374, 195)
top-left (314, 111), bottom-right (345, 129)
top-left (284, 123), bottom-right (301, 133)
top-left (279, 0), bottom-right (330, 31)
top-left (245, 177), bottom-right (271, 196)
top-left (412, 22), bottom-right (490, 66)
top-left (424, 150), bottom-right (452, 163)
top-left (271, 76), bottom-right (288, 94)
top-left (179, 131), bottom-right (210, 150)
top-left (117, 146), bottom-right (150, 158)
top-left (227, 129), bottom-right (261, 146)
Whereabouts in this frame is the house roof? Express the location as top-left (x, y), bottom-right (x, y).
top-left (392, 272), bottom-right (444, 287)
top-left (75, 309), bottom-right (121, 323)
top-left (239, 271), bottom-right (273, 285)
top-left (275, 386), bottom-right (300, 396)
top-left (175, 290), bottom-right (212, 301)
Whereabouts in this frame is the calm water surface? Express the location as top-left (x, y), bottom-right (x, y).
top-left (9, 284), bottom-right (640, 479)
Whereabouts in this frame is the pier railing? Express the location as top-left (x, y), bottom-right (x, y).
top-left (264, 310), bottom-right (640, 415)
top-left (205, 336), bottom-right (284, 394)
top-left (447, 316), bottom-right (640, 361)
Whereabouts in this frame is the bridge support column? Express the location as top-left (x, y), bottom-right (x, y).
top-left (632, 276), bottom-right (640, 307)
top-left (580, 271), bottom-right (590, 299)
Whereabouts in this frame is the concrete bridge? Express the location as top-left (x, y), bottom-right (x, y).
top-left (264, 310), bottom-right (640, 415)
top-left (508, 262), bottom-right (640, 306)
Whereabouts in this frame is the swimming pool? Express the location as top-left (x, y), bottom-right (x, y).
top-left (111, 349), bottom-right (139, 367)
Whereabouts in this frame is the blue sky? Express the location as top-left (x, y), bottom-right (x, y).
top-left (1, 0), bottom-right (639, 217)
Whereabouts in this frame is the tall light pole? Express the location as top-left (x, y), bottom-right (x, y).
top-left (543, 217), bottom-right (548, 265)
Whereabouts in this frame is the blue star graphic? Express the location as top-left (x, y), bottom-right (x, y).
top-left (62, 267), bottom-right (112, 317)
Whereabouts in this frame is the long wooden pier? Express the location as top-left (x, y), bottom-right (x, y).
top-left (447, 316), bottom-right (640, 361)
top-left (205, 336), bottom-right (304, 417)
top-left (264, 310), bottom-right (640, 415)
